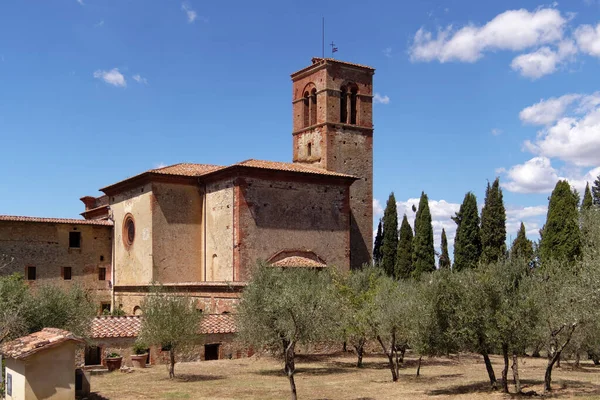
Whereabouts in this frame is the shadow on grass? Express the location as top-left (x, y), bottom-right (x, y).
top-left (256, 366), bottom-right (354, 377)
top-left (172, 374), bottom-right (226, 383)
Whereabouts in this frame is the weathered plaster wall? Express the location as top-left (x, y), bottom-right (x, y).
top-left (0, 221), bottom-right (112, 302)
top-left (204, 180), bottom-right (234, 282)
top-left (151, 182), bottom-right (203, 283)
top-left (4, 359), bottom-right (25, 400)
top-left (110, 182), bottom-right (154, 286)
top-left (25, 342), bottom-right (77, 400)
top-left (236, 176), bottom-right (350, 279)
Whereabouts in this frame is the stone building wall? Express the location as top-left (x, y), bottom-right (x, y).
top-left (0, 219), bottom-right (112, 304)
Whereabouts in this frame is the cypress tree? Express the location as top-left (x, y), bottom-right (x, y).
top-left (593, 174), bottom-right (600, 206)
top-left (452, 192), bottom-right (481, 271)
top-left (510, 222), bottom-right (534, 261)
top-left (373, 219), bottom-right (384, 265)
top-left (412, 192), bottom-right (435, 277)
top-left (439, 228), bottom-right (451, 269)
top-left (582, 182), bottom-right (593, 211)
top-left (480, 178), bottom-right (507, 264)
top-left (395, 214), bottom-right (414, 279)
top-left (539, 180), bottom-right (582, 264)
top-left (381, 193), bottom-right (398, 277)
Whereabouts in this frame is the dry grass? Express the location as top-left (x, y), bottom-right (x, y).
top-left (90, 352), bottom-right (600, 399)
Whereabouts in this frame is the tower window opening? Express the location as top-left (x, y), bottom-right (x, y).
top-left (307, 142), bottom-right (312, 157)
top-left (350, 87), bottom-right (358, 125)
top-left (303, 92), bottom-right (310, 128)
top-left (310, 88), bottom-right (317, 125)
top-left (340, 86), bottom-right (347, 123)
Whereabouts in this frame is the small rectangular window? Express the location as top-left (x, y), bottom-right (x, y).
top-left (63, 267), bottom-right (72, 280)
top-left (100, 303), bottom-right (111, 314)
top-left (7, 373), bottom-right (12, 396)
top-left (98, 267), bottom-right (106, 281)
top-left (27, 266), bottom-right (36, 280)
top-left (69, 231), bottom-right (81, 248)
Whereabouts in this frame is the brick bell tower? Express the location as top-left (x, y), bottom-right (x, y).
top-left (291, 58), bottom-right (374, 269)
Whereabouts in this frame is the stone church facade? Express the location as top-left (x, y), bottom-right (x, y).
top-left (0, 58), bottom-right (375, 316)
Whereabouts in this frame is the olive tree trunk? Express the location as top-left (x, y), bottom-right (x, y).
top-left (501, 344), bottom-right (509, 394)
top-left (354, 337), bottom-right (366, 368)
top-left (545, 324), bottom-right (577, 393)
top-left (377, 333), bottom-right (398, 382)
top-left (169, 349), bottom-right (176, 379)
top-left (283, 339), bottom-right (297, 400)
top-left (511, 354), bottom-right (521, 393)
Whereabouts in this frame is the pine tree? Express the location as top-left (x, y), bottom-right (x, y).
top-left (381, 193), bottom-right (398, 277)
top-left (395, 214), bottom-right (414, 279)
top-left (510, 222), bottom-right (534, 261)
top-left (453, 192), bottom-right (481, 271)
top-left (439, 228), bottom-right (451, 269)
top-left (582, 182), bottom-right (593, 211)
top-left (373, 219), bottom-right (384, 265)
top-left (480, 178), bottom-right (507, 264)
top-left (412, 192), bottom-right (435, 277)
top-left (539, 180), bottom-right (582, 264)
top-left (593, 174), bottom-right (600, 206)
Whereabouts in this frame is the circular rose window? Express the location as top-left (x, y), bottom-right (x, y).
top-left (123, 215), bottom-right (135, 247)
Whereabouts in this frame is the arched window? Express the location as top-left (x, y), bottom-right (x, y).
top-left (310, 88), bottom-right (317, 125)
top-left (307, 142), bottom-right (312, 157)
top-left (303, 92), bottom-right (310, 128)
top-left (340, 86), bottom-right (347, 123)
top-left (350, 86), bottom-right (358, 125)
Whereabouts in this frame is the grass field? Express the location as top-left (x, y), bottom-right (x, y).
top-left (90, 352), bottom-right (600, 399)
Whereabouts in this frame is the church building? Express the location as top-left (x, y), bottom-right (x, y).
top-left (0, 57), bottom-right (375, 316)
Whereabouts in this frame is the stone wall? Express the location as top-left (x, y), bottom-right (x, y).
top-left (0, 220), bottom-right (112, 304)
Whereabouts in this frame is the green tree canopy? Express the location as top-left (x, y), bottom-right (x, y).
top-left (592, 174), bottom-right (600, 206)
top-left (412, 192), bottom-right (435, 277)
top-left (439, 228), bottom-right (451, 269)
top-left (539, 180), bottom-right (582, 264)
top-left (395, 214), bottom-right (414, 279)
top-left (381, 193), bottom-right (399, 277)
top-left (510, 222), bottom-right (534, 262)
top-left (453, 192), bottom-right (481, 271)
top-left (480, 178), bottom-right (507, 264)
top-left (0, 273), bottom-right (30, 344)
top-left (236, 264), bottom-right (341, 400)
top-left (373, 219), bottom-right (383, 265)
top-left (138, 286), bottom-right (202, 378)
top-left (582, 182), bottom-right (593, 211)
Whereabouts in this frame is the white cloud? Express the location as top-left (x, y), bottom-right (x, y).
top-left (510, 40), bottom-right (576, 79)
top-left (373, 199), bottom-right (384, 219)
top-left (181, 3), bottom-right (197, 23)
top-left (93, 68), bottom-right (126, 87)
top-left (409, 8), bottom-right (566, 63)
top-left (562, 166), bottom-right (600, 194)
top-left (77, 0), bottom-right (84, 5)
top-left (502, 156), bottom-right (562, 193)
top-left (520, 93), bottom-right (600, 167)
top-left (575, 23), bottom-right (600, 57)
top-left (383, 47), bottom-right (392, 58)
top-left (94, 20), bottom-right (104, 28)
top-left (491, 128), bottom-right (503, 136)
top-left (133, 74), bottom-right (148, 85)
top-left (519, 94), bottom-right (581, 125)
top-left (373, 93), bottom-right (390, 104)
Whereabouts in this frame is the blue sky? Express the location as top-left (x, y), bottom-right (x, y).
top-left (1, 0), bottom-right (600, 253)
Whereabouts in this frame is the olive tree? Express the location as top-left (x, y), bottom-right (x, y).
top-left (138, 286), bottom-right (202, 379)
top-left (236, 264), bottom-right (341, 400)
top-left (0, 273), bottom-right (29, 344)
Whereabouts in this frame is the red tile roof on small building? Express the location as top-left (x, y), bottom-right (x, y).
top-left (0, 215), bottom-right (113, 226)
top-left (91, 314), bottom-right (237, 339)
top-left (0, 328), bottom-right (83, 360)
top-left (271, 255), bottom-right (327, 268)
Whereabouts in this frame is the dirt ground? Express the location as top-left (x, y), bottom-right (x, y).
top-left (89, 352), bottom-right (600, 399)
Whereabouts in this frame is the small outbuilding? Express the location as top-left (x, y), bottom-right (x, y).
top-left (0, 328), bottom-right (84, 400)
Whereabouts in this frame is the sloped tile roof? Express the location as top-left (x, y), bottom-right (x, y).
top-left (312, 57), bottom-right (375, 70)
top-left (91, 314), bottom-right (237, 339)
top-left (0, 215), bottom-right (113, 226)
top-left (151, 163), bottom-right (225, 177)
top-left (92, 316), bottom-right (142, 338)
top-left (200, 314), bottom-right (237, 334)
top-left (234, 159), bottom-right (355, 178)
top-left (271, 256), bottom-right (327, 268)
top-left (0, 328), bottom-right (83, 360)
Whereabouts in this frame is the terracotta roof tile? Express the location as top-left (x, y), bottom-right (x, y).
top-left (200, 314), bottom-right (237, 334)
top-left (311, 57), bottom-right (375, 71)
top-left (0, 215), bottom-right (113, 226)
top-left (234, 159), bottom-right (356, 178)
top-left (91, 314), bottom-right (237, 339)
top-left (271, 256), bottom-right (327, 268)
top-left (0, 328), bottom-right (83, 359)
top-left (151, 163), bottom-right (225, 177)
top-left (92, 316), bottom-right (142, 338)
